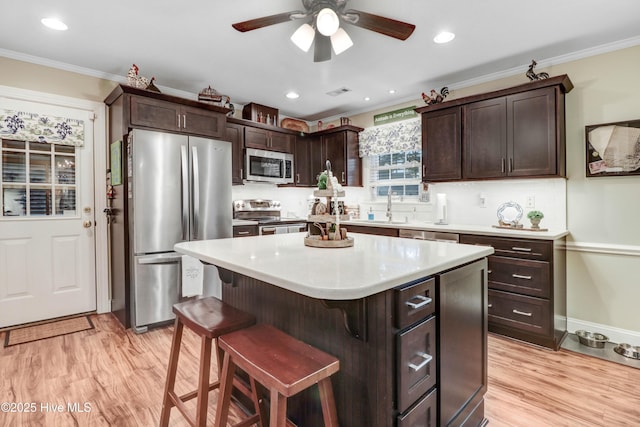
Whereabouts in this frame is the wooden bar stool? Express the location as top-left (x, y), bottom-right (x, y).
top-left (215, 323), bottom-right (340, 427)
top-left (160, 297), bottom-right (264, 427)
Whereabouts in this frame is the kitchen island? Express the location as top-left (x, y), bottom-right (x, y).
top-left (175, 233), bottom-right (493, 427)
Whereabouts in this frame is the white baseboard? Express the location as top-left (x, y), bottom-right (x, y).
top-left (567, 317), bottom-right (640, 346)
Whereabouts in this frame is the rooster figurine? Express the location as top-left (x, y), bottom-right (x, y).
top-left (127, 64), bottom-right (150, 89)
top-left (422, 87), bottom-right (449, 106)
top-left (526, 60), bottom-right (549, 81)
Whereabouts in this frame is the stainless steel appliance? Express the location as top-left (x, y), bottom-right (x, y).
top-left (233, 199), bottom-right (306, 235)
top-left (128, 129), bottom-right (231, 333)
top-left (399, 229), bottom-right (459, 243)
top-left (244, 148), bottom-right (294, 184)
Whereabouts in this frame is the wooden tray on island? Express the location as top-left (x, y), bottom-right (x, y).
top-left (304, 236), bottom-right (354, 248)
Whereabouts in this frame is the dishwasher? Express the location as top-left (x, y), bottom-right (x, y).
top-left (399, 229), bottom-right (460, 243)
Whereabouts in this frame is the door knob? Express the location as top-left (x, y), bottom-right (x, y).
top-left (83, 220), bottom-right (93, 228)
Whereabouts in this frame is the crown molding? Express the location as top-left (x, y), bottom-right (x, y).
top-left (0, 48), bottom-right (198, 100)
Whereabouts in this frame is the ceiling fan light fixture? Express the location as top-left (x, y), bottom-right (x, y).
top-left (316, 8), bottom-right (340, 36)
top-left (41, 17), bottom-right (68, 31)
top-left (291, 23), bottom-right (315, 52)
top-left (434, 31), bottom-right (455, 44)
top-left (330, 28), bottom-right (353, 55)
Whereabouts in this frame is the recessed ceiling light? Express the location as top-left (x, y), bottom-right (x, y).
top-left (41, 17), bottom-right (68, 31)
top-left (285, 91), bottom-right (300, 99)
top-left (364, 97), bottom-right (371, 101)
top-left (388, 89), bottom-right (396, 94)
top-left (434, 31), bottom-right (455, 44)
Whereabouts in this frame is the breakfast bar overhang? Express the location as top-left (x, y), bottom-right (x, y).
top-left (176, 233), bottom-right (494, 426)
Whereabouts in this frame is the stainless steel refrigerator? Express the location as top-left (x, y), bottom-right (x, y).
top-left (127, 129), bottom-right (231, 333)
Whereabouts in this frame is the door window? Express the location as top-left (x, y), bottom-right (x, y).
top-left (1, 139), bottom-right (77, 217)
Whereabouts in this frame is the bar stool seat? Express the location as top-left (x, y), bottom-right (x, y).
top-left (160, 297), bottom-right (262, 427)
top-left (215, 324), bottom-right (340, 427)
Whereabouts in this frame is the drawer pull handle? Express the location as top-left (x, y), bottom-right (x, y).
top-left (512, 274), bottom-right (532, 280)
top-left (513, 309), bottom-right (533, 317)
top-left (512, 247), bottom-right (532, 252)
top-left (405, 295), bottom-right (432, 310)
top-left (408, 352), bottom-right (433, 372)
top-left (237, 231), bottom-right (250, 235)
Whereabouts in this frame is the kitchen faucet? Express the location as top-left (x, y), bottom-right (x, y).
top-left (386, 188), bottom-right (393, 222)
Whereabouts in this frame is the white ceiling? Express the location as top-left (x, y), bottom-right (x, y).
top-left (1, 0), bottom-right (639, 121)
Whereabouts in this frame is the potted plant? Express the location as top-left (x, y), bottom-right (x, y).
top-left (527, 210), bottom-right (544, 229)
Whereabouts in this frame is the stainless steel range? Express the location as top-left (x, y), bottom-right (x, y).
top-left (233, 199), bottom-right (307, 235)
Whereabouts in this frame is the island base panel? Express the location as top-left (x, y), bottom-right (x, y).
top-left (223, 273), bottom-right (394, 427)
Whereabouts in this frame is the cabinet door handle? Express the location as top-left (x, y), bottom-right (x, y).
top-left (408, 352), bottom-right (433, 372)
top-left (513, 309), bottom-right (532, 317)
top-left (501, 158), bottom-right (505, 173)
top-left (487, 269), bottom-right (492, 274)
top-left (509, 157), bottom-right (513, 172)
top-left (512, 247), bottom-right (532, 252)
top-left (406, 295), bottom-right (433, 309)
top-left (405, 295), bottom-right (432, 310)
top-left (512, 274), bottom-right (532, 280)
top-left (488, 304), bottom-right (493, 308)
top-left (422, 164), bottom-right (426, 177)
top-left (183, 114), bottom-right (186, 128)
top-left (177, 114), bottom-right (181, 128)
top-left (341, 171), bottom-right (345, 183)
top-left (297, 173), bottom-right (300, 184)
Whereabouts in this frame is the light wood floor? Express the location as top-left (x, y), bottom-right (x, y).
top-left (1, 313), bottom-right (638, 426)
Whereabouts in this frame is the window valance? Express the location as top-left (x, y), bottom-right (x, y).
top-left (358, 118), bottom-right (421, 157)
top-left (0, 109), bottom-right (85, 147)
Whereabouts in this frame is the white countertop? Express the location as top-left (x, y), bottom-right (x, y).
top-left (175, 232), bottom-right (493, 300)
top-left (343, 220), bottom-right (569, 240)
top-left (232, 219), bottom-right (258, 226)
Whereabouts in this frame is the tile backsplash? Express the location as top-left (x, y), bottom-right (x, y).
top-left (231, 178), bottom-right (567, 230)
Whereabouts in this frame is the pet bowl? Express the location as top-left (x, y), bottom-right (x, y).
top-left (613, 343), bottom-right (640, 360)
top-left (575, 330), bottom-right (608, 348)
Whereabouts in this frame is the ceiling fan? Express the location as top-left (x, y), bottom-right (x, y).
top-left (232, 0), bottom-right (416, 62)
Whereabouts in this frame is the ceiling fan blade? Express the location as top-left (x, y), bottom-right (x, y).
top-left (314, 31), bottom-right (332, 62)
top-left (343, 9), bottom-right (415, 40)
top-left (232, 11), bottom-right (302, 32)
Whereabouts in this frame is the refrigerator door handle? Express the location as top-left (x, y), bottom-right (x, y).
top-left (181, 145), bottom-right (189, 241)
top-left (137, 254), bottom-right (182, 265)
top-left (192, 145), bottom-right (200, 239)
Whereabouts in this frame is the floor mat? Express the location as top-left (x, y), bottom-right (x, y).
top-left (3, 316), bottom-right (94, 347)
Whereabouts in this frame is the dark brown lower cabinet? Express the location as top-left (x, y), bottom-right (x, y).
top-left (222, 258), bottom-right (488, 426)
top-left (438, 260), bottom-right (488, 426)
top-left (460, 234), bottom-right (567, 350)
top-left (232, 224), bottom-right (258, 237)
top-left (397, 388), bottom-right (437, 427)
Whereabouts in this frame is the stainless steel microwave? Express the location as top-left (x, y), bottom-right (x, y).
top-left (245, 148), bottom-right (294, 184)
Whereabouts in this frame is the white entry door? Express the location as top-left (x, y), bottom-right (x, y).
top-left (0, 100), bottom-right (96, 328)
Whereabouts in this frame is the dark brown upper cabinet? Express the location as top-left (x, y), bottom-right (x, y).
top-left (464, 87), bottom-right (559, 178)
top-left (421, 106), bottom-right (462, 182)
top-left (313, 126), bottom-right (363, 187)
top-left (225, 121), bottom-right (245, 185)
top-left (104, 84), bottom-right (229, 141)
top-left (416, 75), bottom-right (572, 182)
top-left (294, 134), bottom-right (315, 186)
top-left (244, 126), bottom-right (294, 153)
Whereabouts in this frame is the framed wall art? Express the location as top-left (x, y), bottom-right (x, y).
top-left (585, 119), bottom-right (640, 177)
